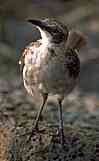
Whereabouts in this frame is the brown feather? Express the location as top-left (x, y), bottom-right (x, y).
top-left (66, 30), bottom-right (87, 51)
top-left (19, 41), bottom-right (41, 65)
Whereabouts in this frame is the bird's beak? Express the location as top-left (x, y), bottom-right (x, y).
top-left (28, 19), bottom-right (51, 32)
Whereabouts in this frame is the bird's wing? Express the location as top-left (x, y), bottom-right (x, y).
top-left (65, 30), bottom-right (87, 51)
top-left (19, 41), bottom-right (41, 68)
top-left (65, 49), bottom-right (80, 79)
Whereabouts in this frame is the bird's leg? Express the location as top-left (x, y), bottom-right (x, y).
top-left (58, 97), bottom-right (64, 147)
top-left (28, 93), bottom-right (48, 140)
top-left (33, 93), bottom-right (48, 130)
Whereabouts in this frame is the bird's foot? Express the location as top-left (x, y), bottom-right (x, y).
top-left (27, 123), bottom-right (46, 143)
top-left (26, 124), bottom-right (40, 144)
top-left (56, 128), bottom-right (65, 148)
top-left (28, 124), bottom-right (39, 140)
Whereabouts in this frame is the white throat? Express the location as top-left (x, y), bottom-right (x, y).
top-left (38, 27), bottom-right (66, 52)
top-left (37, 27), bottom-right (51, 46)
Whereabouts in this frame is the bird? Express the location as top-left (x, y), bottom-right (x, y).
top-left (19, 19), bottom-right (86, 146)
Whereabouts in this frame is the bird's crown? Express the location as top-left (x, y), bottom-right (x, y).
top-left (28, 18), bottom-right (68, 43)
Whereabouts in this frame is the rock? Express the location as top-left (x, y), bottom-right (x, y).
top-left (8, 123), bottom-right (97, 161)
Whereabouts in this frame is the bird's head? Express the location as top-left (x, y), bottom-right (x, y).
top-left (28, 19), bottom-right (68, 44)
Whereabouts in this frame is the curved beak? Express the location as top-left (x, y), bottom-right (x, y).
top-left (28, 19), bottom-right (51, 32)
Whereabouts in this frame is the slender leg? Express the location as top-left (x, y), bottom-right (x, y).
top-left (28, 93), bottom-right (48, 140)
top-left (58, 98), bottom-right (64, 147)
top-left (33, 93), bottom-right (48, 130)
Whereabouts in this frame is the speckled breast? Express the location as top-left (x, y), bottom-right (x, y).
top-left (23, 43), bottom-right (80, 96)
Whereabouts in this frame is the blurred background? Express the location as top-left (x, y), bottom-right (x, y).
top-left (0, 0), bottom-right (99, 130)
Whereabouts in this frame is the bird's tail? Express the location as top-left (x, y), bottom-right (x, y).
top-left (65, 30), bottom-right (87, 51)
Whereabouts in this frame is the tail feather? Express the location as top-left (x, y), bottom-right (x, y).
top-left (66, 30), bottom-right (87, 51)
